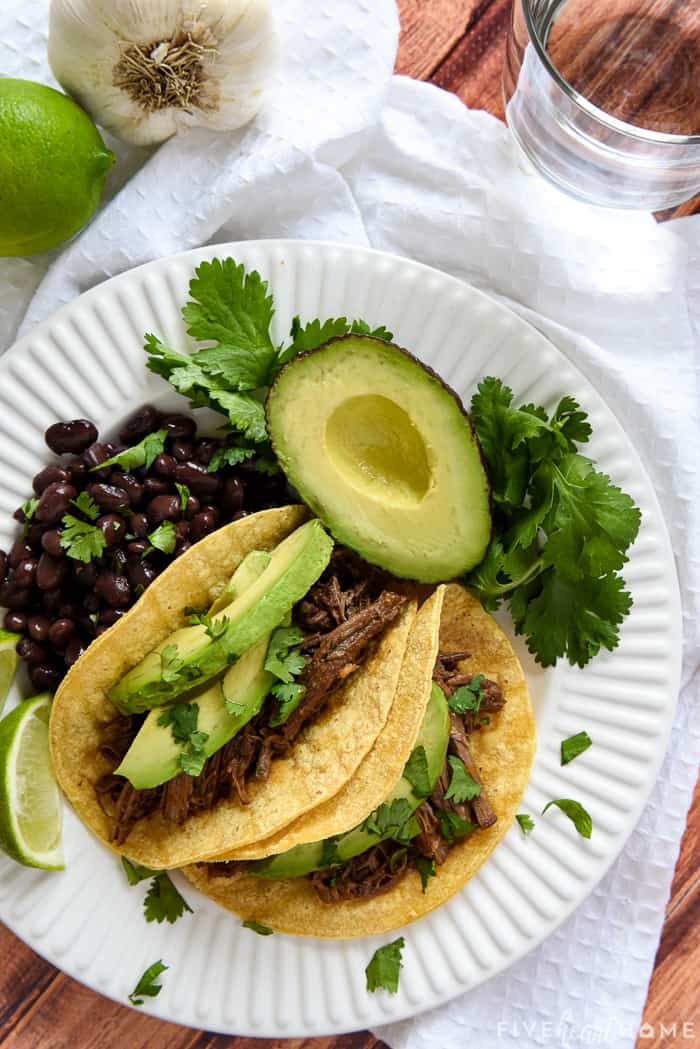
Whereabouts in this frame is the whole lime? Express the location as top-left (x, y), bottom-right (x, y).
top-left (0, 78), bottom-right (114, 257)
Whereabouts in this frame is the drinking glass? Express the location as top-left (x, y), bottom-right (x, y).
top-left (503, 0), bottom-right (700, 209)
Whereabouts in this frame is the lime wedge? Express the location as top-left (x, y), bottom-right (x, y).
top-left (0, 630), bottom-right (20, 717)
top-left (0, 693), bottom-right (64, 869)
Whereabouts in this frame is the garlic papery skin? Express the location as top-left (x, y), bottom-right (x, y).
top-left (48, 0), bottom-right (279, 146)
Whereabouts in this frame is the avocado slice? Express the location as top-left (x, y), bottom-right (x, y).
top-left (208, 549), bottom-right (271, 615)
top-left (251, 682), bottom-right (450, 880)
top-left (114, 637), bottom-right (274, 789)
top-left (109, 519), bottom-right (333, 714)
top-left (266, 335), bottom-right (491, 582)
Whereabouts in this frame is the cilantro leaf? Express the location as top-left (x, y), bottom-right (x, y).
top-left (144, 872), bottom-right (193, 924)
top-left (95, 429), bottom-right (167, 472)
top-left (448, 675), bottom-right (485, 714)
top-left (129, 959), bottom-right (168, 1006)
top-left (365, 937), bottom-right (405, 994)
top-left (60, 513), bottom-right (106, 563)
top-left (403, 745), bottom-right (432, 798)
top-left (175, 483), bottom-right (190, 512)
top-left (561, 731), bottom-right (592, 766)
top-left (70, 491), bottom-right (100, 521)
top-left (121, 857), bottom-right (158, 885)
top-left (350, 319), bottom-right (394, 341)
top-left (147, 520), bottom-right (177, 555)
top-left (243, 920), bottom-right (274, 936)
top-left (20, 497), bottom-right (39, 536)
top-left (269, 681), bottom-right (306, 726)
top-left (542, 798), bottom-right (592, 838)
top-left (415, 856), bottom-right (436, 893)
top-left (186, 610), bottom-right (228, 640)
top-left (471, 377), bottom-right (547, 508)
top-left (363, 798), bottom-right (415, 844)
top-left (320, 836), bottom-right (341, 869)
top-left (157, 701), bottom-right (209, 776)
top-left (206, 389), bottom-right (268, 443)
top-left (436, 810), bottom-right (477, 844)
top-left (516, 813), bottom-right (535, 836)
top-left (444, 756), bottom-right (481, 803)
top-left (278, 316), bottom-right (395, 368)
top-left (207, 443), bottom-right (257, 472)
top-left (264, 626), bottom-right (306, 683)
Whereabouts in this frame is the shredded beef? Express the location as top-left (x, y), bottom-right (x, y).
top-left (311, 840), bottom-right (411, 902)
top-left (448, 712), bottom-right (497, 828)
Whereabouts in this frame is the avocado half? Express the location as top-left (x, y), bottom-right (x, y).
top-left (266, 335), bottom-right (491, 582)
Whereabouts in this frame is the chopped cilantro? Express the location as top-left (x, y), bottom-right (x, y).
top-left (95, 429), bottom-right (167, 473)
top-left (516, 813), bottom-right (535, 836)
top-left (20, 496), bottom-right (39, 536)
top-left (269, 681), bottom-right (306, 726)
top-left (415, 856), bottom-right (436, 893)
top-left (320, 836), bottom-right (341, 869)
top-left (403, 745), bottom-right (432, 798)
top-left (561, 731), bottom-right (592, 766)
top-left (542, 798), bottom-right (592, 838)
top-left (363, 798), bottom-right (415, 844)
top-left (59, 513), bottom-right (106, 563)
top-left (264, 626), bottom-right (306, 682)
top-left (444, 756), bottom-right (481, 803)
top-left (147, 520), bottom-right (177, 555)
top-left (242, 920), bottom-right (274, 936)
top-left (207, 442), bottom-right (257, 473)
top-left (121, 857), bottom-right (158, 885)
top-left (128, 959), bottom-right (168, 1006)
top-left (144, 872), bottom-right (193, 923)
top-left (448, 674), bottom-right (486, 714)
top-left (157, 701), bottom-right (209, 776)
top-left (174, 482), bottom-right (190, 511)
top-left (186, 609), bottom-right (228, 640)
top-left (468, 378), bottom-right (640, 668)
top-left (436, 810), bottom-right (476, 844)
top-left (365, 937), bottom-right (405, 994)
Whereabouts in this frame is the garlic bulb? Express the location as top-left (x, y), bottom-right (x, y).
top-left (48, 0), bottom-right (279, 146)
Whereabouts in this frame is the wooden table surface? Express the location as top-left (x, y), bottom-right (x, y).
top-left (2, 3), bottom-right (698, 1048)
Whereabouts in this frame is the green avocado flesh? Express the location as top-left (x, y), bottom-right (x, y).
top-left (109, 519), bottom-right (333, 714)
top-left (114, 553), bottom-right (275, 789)
top-left (266, 335), bottom-right (491, 582)
top-left (251, 682), bottom-right (450, 880)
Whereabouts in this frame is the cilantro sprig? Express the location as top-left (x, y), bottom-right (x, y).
top-left (264, 626), bottom-right (307, 727)
top-left (468, 378), bottom-right (641, 668)
top-left (129, 959), bottom-right (168, 1006)
top-left (122, 856), bottom-right (193, 923)
top-left (444, 756), bottom-right (481, 803)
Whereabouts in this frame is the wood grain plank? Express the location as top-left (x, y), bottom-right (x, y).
top-left (430, 0), bottom-right (510, 120)
top-left (396, 0), bottom-right (484, 81)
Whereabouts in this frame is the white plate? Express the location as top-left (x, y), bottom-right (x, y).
top-left (0, 241), bottom-right (682, 1036)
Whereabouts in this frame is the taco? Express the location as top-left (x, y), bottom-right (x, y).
top-left (183, 583), bottom-right (535, 936)
top-left (50, 507), bottom-right (419, 868)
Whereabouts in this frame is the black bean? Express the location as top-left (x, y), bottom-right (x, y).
top-left (26, 523), bottom-right (45, 547)
top-left (30, 663), bottom-right (63, 691)
top-left (9, 539), bottom-right (33, 568)
top-left (109, 472), bottom-right (143, 506)
top-left (45, 419), bottom-right (98, 455)
top-left (48, 618), bottom-right (75, 647)
top-left (36, 554), bottom-right (67, 591)
top-left (126, 558), bottom-right (157, 591)
top-left (64, 637), bottom-right (87, 666)
top-left (175, 541), bottom-right (192, 557)
top-left (58, 603), bottom-right (78, 621)
top-left (73, 562), bottom-right (97, 588)
top-left (127, 539), bottom-right (150, 557)
top-left (190, 509), bottom-right (218, 542)
top-left (33, 464), bottom-right (72, 495)
top-left (119, 405), bottom-right (161, 444)
top-left (65, 457), bottom-right (88, 482)
top-left (112, 549), bottom-right (128, 575)
top-left (147, 494), bottom-right (180, 526)
top-left (174, 520), bottom-right (190, 544)
top-left (143, 477), bottom-right (170, 499)
top-left (96, 625), bottom-right (109, 637)
top-left (14, 558), bottom-right (37, 588)
top-left (41, 588), bottom-right (63, 613)
top-left (18, 637), bottom-right (48, 665)
top-left (152, 453), bottom-right (176, 478)
top-left (232, 510), bottom-right (249, 521)
top-left (97, 514), bottom-right (126, 547)
top-left (5, 611), bottom-right (27, 633)
top-left (81, 442), bottom-right (112, 475)
top-left (184, 495), bottom-right (201, 520)
top-left (0, 550), bottom-right (6, 580)
top-left (28, 615), bottom-right (50, 643)
top-left (131, 512), bottom-right (149, 538)
top-left (95, 571), bottom-right (131, 608)
top-left (36, 482), bottom-right (77, 524)
top-left (83, 593), bottom-right (100, 613)
top-left (161, 413), bottom-right (196, 439)
top-left (173, 461), bottom-right (221, 497)
top-left (222, 476), bottom-right (245, 514)
top-left (171, 439), bottom-right (194, 462)
top-left (0, 585), bottom-right (30, 610)
top-left (87, 482), bottom-right (129, 513)
top-left (41, 529), bottom-right (64, 558)
top-left (194, 439), bottom-right (219, 466)
top-left (102, 608), bottom-right (127, 627)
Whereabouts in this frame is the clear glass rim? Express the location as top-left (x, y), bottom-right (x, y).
top-left (521, 0), bottom-right (700, 146)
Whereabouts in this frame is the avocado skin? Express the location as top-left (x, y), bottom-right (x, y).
top-left (251, 682), bottom-right (450, 880)
top-left (109, 520), bottom-right (333, 714)
top-left (266, 335), bottom-right (492, 583)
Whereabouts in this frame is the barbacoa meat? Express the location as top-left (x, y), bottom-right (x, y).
top-left (96, 547), bottom-right (407, 845)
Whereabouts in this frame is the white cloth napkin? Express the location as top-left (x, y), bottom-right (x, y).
top-left (2, 4), bottom-right (700, 1047)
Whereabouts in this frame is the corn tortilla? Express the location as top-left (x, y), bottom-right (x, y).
top-left (50, 507), bottom-right (416, 869)
top-left (183, 584), bottom-right (535, 936)
top-left (214, 585), bottom-right (446, 861)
